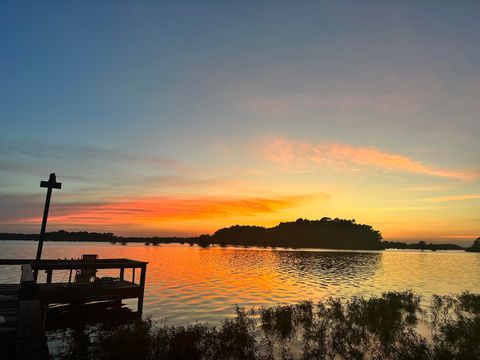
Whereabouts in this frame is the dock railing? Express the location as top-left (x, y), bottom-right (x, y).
top-left (0, 258), bottom-right (148, 313)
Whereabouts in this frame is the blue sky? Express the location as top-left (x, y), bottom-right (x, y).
top-left (1, 1), bottom-right (479, 242)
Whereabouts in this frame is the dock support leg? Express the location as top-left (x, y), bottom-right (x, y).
top-left (137, 265), bottom-right (146, 315)
top-left (119, 267), bottom-right (124, 280)
top-left (46, 270), bottom-right (52, 284)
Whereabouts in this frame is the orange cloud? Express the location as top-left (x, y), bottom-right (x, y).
top-left (427, 194), bottom-right (480, 203)
top-left (16, 195), bottom-right (307, 226)
top-left (262, 137), bottom-right (476, 180)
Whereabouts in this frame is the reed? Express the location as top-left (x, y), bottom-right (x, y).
top-left (54, 291), bottom-right (480, 360)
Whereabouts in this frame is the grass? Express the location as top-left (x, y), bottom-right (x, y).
top-left (54, 291), bottom-right (480, 360)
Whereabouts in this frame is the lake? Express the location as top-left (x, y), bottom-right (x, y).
top-left (1, 240), bottom-right (479, 325)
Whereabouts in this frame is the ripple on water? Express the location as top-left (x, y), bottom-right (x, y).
top-left (1, 242), bottom-right (479, 324)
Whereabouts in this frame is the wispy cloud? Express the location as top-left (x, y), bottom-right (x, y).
top-left (244, 93), bottom-right (423, 113)
top-left (262, 137), bottom-right (476, 180)
top-left (4, 194), bottom-right (308, 227)
top-left (427, 194), bottom-right (480, 203)
top-left (0, 193), bottom-right (44, 223)
top-left (0, 140), bottom-right (178, 167)
top-left (0, 140), bottom-right (182, 179)
top-left (138, 175), bottom-right (244, 189)
top-left (401, 185), bottom-right (451, 192)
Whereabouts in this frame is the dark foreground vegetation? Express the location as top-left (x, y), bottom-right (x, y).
top-left (1, 219), bottom-right (475, 251)
top-left (55, 291), bottom-right (480, 360)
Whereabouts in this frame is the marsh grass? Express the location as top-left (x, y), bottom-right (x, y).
top-left (55, 291), bottom-right (480, 360)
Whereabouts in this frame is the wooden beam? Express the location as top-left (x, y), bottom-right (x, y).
top-left (46, 270), bottom-right (52, 284)
top-left (138, 264), bottom-right (147, 314)
top-left (38, 282), bottom-right (141, 305)
top-left (0, 258), bottom-right (147, 267)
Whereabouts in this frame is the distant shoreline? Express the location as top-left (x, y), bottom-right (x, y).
top-left (0, 239), bottom-right (468, 252)
top-left (0, 217), bottom-right (468, 251)
top-left (0, 238), bottom-right (469, 252)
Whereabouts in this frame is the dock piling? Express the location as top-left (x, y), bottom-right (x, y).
top-left (138, 264), bottom-right (147, 314)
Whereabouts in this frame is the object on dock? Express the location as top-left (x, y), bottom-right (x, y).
top-left (75, 254), bottom-right (98, 283)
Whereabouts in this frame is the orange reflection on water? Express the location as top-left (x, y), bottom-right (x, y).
top-left (0, 242), bottom-right (479, 324)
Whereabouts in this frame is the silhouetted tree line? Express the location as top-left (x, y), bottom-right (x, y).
top-left (0, 230), bottom-right (194, 244)
top-left (1, 219), bottom-right (473, 251)
top-left (382, 240), bottom-right (464, 251)
top-left (0, 230), bottom-right (115, 242)
top-left (210, 217), bottom-right (383, 250)
top-left (466, 237), bottom-right (480, 252)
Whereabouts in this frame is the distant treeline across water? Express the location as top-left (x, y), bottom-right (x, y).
top-left (2, 217), bottom-right (477, 251)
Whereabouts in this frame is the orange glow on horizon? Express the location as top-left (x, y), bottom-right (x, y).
top-left (15, 195), bottom-right (307, 230)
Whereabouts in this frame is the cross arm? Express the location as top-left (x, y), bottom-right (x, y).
top-left (40, 173), bottom-right (62, 189)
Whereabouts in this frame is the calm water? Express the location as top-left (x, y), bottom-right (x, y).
top-left (1, 241), bottom-right (479, 324)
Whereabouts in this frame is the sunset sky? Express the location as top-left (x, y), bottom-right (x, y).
top-left (1, 2), bottom-right (479, 243)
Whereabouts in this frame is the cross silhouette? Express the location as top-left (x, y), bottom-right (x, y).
top-left (34, 173), bottom-right (62, 280)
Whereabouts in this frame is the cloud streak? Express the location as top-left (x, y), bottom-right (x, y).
top-left (0, 140), bottom-right (178, 168)
top-left (262, 137), bottom-right (476, 180)
top-left (427, 194), bottom-right (480, 203)
top-left (5, 194), bottom-right (308, 227)
top-left (0, 140), bottom-right (183, 183)
top-left (244, 93), bottom-right (423, 113)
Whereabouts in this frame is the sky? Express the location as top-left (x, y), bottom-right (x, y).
top-left (1, 1), bottom-right (479, 244)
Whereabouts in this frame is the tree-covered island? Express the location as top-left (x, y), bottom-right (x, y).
top-left (209, 218), bottom-right (382, 249)
top-left (466, 237), bottom-right (480, 252)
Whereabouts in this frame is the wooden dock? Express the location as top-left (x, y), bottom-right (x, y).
top-left (0, 257), bottom-right (148, 360)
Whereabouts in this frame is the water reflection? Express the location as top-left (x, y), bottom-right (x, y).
top-left (0, 241), bottom-right (479, 325)
top-left (274, 251), bottom-right (381, 283)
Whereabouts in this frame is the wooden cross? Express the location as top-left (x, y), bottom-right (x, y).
top-left (34, 173), bottom-right (62, 280)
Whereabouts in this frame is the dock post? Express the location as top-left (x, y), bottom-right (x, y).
top-left (119, 267), bottom-right (124, 280)
top-left (16, 264), bottom-right (49, 360)
top-left (46, 270), bottom-right (52, 284)
top-left (137, 264), bottom-right (147, 314)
